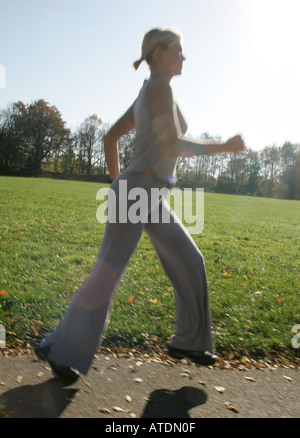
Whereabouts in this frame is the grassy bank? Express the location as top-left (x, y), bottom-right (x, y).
top-left (0, 176), bottom-right (299, 359)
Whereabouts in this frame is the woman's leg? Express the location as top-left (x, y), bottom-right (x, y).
top-left (145, 201), bottom-right (215, 355)
top-left (38, 170), bottom-right (156, 374)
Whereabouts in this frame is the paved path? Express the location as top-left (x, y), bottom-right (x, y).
top-left (0, 352), bottom-right (299, 419)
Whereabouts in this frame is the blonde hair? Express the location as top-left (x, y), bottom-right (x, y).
top-left (133, 27), bottom-right (182, 70)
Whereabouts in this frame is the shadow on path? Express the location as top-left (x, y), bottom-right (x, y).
top-left (0, 379), bottom-right (78, 418)
top-left (141, 386), bottom-right (207, 418)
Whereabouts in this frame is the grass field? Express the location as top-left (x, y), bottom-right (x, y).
top-left (0, 176), bottom-right (299, 360)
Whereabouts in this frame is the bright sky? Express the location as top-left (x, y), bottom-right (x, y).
top-left (1, 0), bottom-right (299, 151)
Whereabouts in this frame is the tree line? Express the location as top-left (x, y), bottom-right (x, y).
top-left (0, 99), bottom-right (299, 199)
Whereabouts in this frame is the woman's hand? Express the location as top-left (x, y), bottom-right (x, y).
top-left (223, 135), bottom-right (245, 153)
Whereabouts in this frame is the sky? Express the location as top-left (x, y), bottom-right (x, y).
top-left (1, 0), bottom-right (299, 151)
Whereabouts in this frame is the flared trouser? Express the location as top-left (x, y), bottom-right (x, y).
top-left (39, 169), bottom-right (215, 374)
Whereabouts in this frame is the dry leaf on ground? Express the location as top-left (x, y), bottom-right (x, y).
top-left (112, 406), bottom-right (126, 412)
top-left (99, 408), bottom-right (111, 414)
top-left (225, 402), bottom-right (239, 413)
top-left (244, 376), bottom-right (256, 382)
top-left (215, 386), bottom-right (225, 393)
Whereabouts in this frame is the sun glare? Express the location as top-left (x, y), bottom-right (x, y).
top-left (247, 0), bottom-right (300, 72)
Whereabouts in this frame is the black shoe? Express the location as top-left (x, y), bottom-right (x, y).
top-left (167, 346), bottom-right (217, 366)
top-left (35, 344), bottom-right (79, 384)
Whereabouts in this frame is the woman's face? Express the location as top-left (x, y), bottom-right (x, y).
top-left (162, 41), bottom-right (186, 78)
top-left (152, 39), bottom-right (186, 78)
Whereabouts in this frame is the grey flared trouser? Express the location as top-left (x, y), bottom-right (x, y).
top-left (39, 169), bottom-right (215, 374)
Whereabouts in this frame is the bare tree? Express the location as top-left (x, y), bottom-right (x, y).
top-left (76, 115), bottom-right (102, 180)
top-left (118, 129), bottom-right (135, 171)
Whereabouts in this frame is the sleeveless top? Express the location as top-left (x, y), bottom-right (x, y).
top-left (127, 78), bottom-right (179, 185)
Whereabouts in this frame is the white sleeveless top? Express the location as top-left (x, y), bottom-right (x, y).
top-left (127, 78), bottom-right (178, 185)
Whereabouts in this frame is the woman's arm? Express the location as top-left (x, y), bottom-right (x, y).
top-left (176, 104), bottom-right (188, 135)
top-left (178, 134), bottom-right (245, 156)
top-left (147, 78), bottom-right (244, 157)
top-left (103, 104), bottom-right (135, 181)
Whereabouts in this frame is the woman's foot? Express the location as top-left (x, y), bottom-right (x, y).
top-left (35, 344), bottom-right (79, 384)
top-left (167, 346), bottom-right (217, 366)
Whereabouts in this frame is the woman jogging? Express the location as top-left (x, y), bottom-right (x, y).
top-left (36, 28), bottom-right (244, 382)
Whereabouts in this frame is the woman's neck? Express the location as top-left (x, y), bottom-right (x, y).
top-left (149, 65), bottom-right (172, 82)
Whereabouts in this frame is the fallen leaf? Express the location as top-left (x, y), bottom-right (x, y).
top-left (125, 395), bottom-right (132, 403)
top-left (134, 377), bottom-right (143, 383)
top-left (180, 369), bottom-right (194, 378)
top-left (36, 372), bottom-right (44, 378)
top-left (99, 408), bottom-right (111, 414)
top-left (225, 402), bottom-right (239, 413)
top-left (129, 412), bottom-right (137, 418)
top-left (215, 386), bottom-right (225, 393)
top-left (244, 376), bottom-right (256, 382)
top-left (108, 362), bottom-right (119, 368)
top-left (80, 375), bottom-right (92, 389)
top-left (180, 372), bottom-right (190, 377)
top-left (0, 289), bottom-right (7, 296)
top-left (283, 376), bottom-right (292, 382)
top-left (238, 365), bottom-right (247, 371)
top-left (32, 326), bottom-right (38, 336)
top-left (16, 375), bottom-right (23, 384)
top-left (128, 295), bottom-right (136, 303)
top-left (112, 406), bottom-right (126, 412)
top-left (276, 296), bottom-right (280, 304)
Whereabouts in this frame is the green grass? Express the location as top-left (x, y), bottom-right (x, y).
top-left (0, 176), bottom-right (299, 359)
